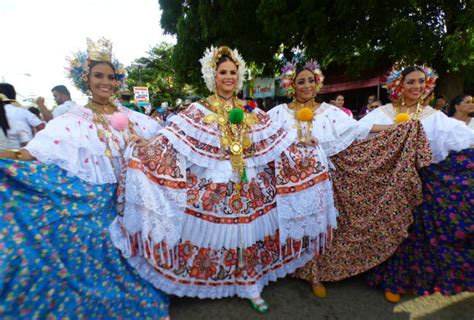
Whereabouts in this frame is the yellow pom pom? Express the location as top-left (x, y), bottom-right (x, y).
top-left (296, 107), bottom-right (314, 122)
top-left (394, 112), bottom-right (411, 123)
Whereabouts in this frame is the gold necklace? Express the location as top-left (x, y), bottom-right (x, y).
top-left (87, 100), bottom-right (136, 158)
top-left (89, 98), bottom-right (116, 114)
top-left (203, 94), bottom-right (257, 186)
top-left (394, 97), bottom-right (423, 121)
top-left (289, 99), bottom-right (318, 143)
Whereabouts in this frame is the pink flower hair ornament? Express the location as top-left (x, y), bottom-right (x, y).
top-left (281, 60), bottom-right (324, 97)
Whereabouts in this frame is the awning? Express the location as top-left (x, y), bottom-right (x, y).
top-left (319, 76), bottom-right (384, 94)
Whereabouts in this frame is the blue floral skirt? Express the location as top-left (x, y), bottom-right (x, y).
top-left (0, 159), bottom-right (169, 319)
top-left (367, 149), bottom-right (474, 295)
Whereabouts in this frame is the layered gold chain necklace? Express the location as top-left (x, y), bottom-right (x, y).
top-left (203, 94), bottom-right (257, 184)
top-left (289, 99), bottom-right (319, 143)
top-left (86, 100), bottom-right (136, 158)
top-left (393, 98), bottom-right (423, 123)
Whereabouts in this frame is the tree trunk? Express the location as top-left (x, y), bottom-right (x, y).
top-left (435, 70), bottom-right (465, 101)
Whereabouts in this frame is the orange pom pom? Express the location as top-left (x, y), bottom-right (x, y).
top-left (394, 112), bottom-right (411, 123)
top-left (296, 107), bottom-right (314, 122)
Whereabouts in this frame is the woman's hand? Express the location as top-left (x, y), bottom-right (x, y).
top-left (130, 134), bottom-right (149, 147)
top-left (0, 149), bottom-right (35, 160)
top-left (370, 124), bottom-right (395, 133)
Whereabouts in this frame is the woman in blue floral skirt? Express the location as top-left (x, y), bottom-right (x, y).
top-left (0, 38), bottom-right (169, 319)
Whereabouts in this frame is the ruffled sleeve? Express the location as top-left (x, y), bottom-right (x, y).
top-left (119, 105), bottom-right (162, 139)
top-left (359, 105), bottom-right (394, 126)
top-left (313, 103), bottom-right (372, 156)
top-left (160, 102), bottom-right (296, 181)
top-left (25, 105), bottom-right (162, 185)
top-left (25, 106), bottom-right (118, 184)
top-left (360, 105), bottom-right (474, 163)
top-left (421, 111), bottom-right (474, 163)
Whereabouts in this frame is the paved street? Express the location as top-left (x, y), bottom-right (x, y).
top-left (170, 275), bottom-right (474, 320)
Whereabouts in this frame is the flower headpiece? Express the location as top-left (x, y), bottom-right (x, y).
top-left (280, 58), bottom-right (324, 97)
top-left (384, 63), bottom-right (438, 102)
top-left (199, 46), bottom-right (247, 93)
top-left (66, 37), bottom-right (127, 94)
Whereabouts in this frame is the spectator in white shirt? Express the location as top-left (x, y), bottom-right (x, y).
top-left (448, 94), bottom-right (474, 130)
top-left (36, 85), bottom-right (79, 122)
top-left (0, 92), bottom-right (44, 150)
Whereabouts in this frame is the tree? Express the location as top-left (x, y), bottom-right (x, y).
top-left (126, 42), bottom-right (191, 106)
top-left (159, 0), bottom-right (474, 98)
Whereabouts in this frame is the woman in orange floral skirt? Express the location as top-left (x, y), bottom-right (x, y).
top-left (110, 46), bottom-right (339, 313)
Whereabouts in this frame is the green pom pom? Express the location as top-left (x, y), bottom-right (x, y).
top-left (228, 108), bottom-right (244, 124)
top-left (241, 169), bottom-right (247, 182)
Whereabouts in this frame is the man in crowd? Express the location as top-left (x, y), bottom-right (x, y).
top-left (434, 94), bottom-right (448, 113)
top-left (36, 85), bottom-right (78, 122)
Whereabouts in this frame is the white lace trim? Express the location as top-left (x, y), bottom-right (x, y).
top-left (122, 164), bottom-right (187, 246)
top-left (109, 219), bottom-right (314, 299)
top-left (161, 104), bottom-right (296, 170)
top-left (120, 160), bottom-right (326, 250)
top-left (360, 104), bottom-right (474, 163)
top-left (25, 105), bottom-right (161, 184)
top-left (276, 178), bottom-right (338, 246)
top-left (269, 103), bottom-right (371, 156)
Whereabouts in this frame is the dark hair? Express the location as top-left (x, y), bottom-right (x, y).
top-left (0, 98), bottom-right (10, 136)
top-left (120, 93), bottom-right (132, 102)
top-left (51, 85), bottom-right (71, 99)
top-left (294, 67), bottom-right (315, 79)
top-left (88, 60), bottom-right (116, 75)
top-left (334, 94), bottom-right (344, 99)
top-left (216, 55), bottom-right (236, 69)
top-left (435, 94), bottom-right (446, 101)
top-left (28, 107), bottom-right (41, 118)
top-left (0, 83), bottom-right (16, 100)
top-left (401, 66), bottom-right (425, 80)
top-left (447, 94), bottom-right (470, 117)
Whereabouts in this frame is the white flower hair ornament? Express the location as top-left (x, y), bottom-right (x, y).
top-left (199, 46), bottom-right (247, 93)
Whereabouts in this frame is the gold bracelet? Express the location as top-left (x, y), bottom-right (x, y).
top-left (11, 149), bottom-right (22, 159)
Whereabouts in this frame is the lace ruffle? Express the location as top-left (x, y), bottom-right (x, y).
top-left (25, 105), bottom-right (161, 184)
top-left (269, 103), bottom-right (371, 157)
top-left (162, 103), bottom-right (296, 171)
top-left (108, 220), bottom-right (314, 299)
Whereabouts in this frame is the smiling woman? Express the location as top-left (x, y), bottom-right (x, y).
top-left (0, 38), bottom-right (169, 319)
top-left (110, 46), bottom-right (338, 314)
top-left (361, 64), bottom-right (474, 302)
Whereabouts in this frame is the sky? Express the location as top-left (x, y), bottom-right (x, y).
top-left (0, 0), bottom-right (175, 106)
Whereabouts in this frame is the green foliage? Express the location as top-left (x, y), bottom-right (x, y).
top-left (159, 0), bottom-right (474, 92)
top-left (126, 42), bottom-right (190, 106)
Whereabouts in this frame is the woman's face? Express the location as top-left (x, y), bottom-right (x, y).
top-left (456, 96), bottom-right (474, 115)
top-left (335, 95), bottom-right (344, 108)
top-left (88, 63), bottom-right (116, 102)
top-left (215, 60), bottom-right (238, 97)
top-left (401, 70), bottom-right (426, 103)
top-left (294, 70), bottom-right (316, 102)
